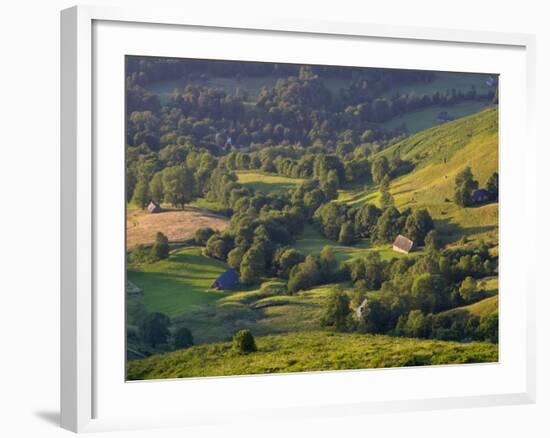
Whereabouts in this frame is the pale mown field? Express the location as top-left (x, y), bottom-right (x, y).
top-left (126, 206), bottom-right (228, 249)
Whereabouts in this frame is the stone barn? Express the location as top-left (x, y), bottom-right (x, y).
top-left (392, 235), bottom-right (414, 254)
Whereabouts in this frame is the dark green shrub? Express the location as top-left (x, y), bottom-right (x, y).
top-left (150, 232), bottom-right (169, 260)
top-left (173, 327), bottom-right (194, 349)
top-left (233, 329), bottom-right (257, 354)
top-left (139, 312), bottom-right (170, 348)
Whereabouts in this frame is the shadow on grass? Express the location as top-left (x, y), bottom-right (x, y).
top-left (434, 218), bottom-right (496, 242)
top-left (241, 180), bottom-right (298, 194)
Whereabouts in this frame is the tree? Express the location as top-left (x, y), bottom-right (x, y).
top-left (275, 248), bottom-right (305, 278)
top-left (486, 172), bottom-right (498, 201)
top-left (320, 288), bottom-right (351, 331)
top-left (404, 310), bottom-right (430, 338)
top-left (338, 222), bottom-right (356, 245)
top-left (150, 232), bottom-right (169, 260)
top-left (287, 255), bottom-right (321, 294)
top-left (227, 246), bottom-right (246, 270)
top-left (314, 202), bottom-right (347, 241)
top-left (194, 227), bottom-right (215, 246)
top-left (411, 273), bottom-right (444, 313)
top-left (132, 179), bottom-right (150, 208)
top-left (379, 175), bottom-right (390, 192)
top-left (173, 327), bottom-right (194, 349)
top-left (355, 203), bottom-right (381, 238)
top-left (454, 167), bottom-right (479, 207)
top-left (478, 312), bottom-right (498, 343)
top-left (459, 276), bottom-right (477, 301)
top-left (375, 207), bottom-right (402, 243)
top-left (149, 172), bottom-right (164, 203)
top-left (320, 246), bottom-right (338, 280)
top-left (404, 209), bottom-right (434, 243)
top-left (239, 244), bottom-right (265, 284)
top-left (205, 234), bottom-right (234, 260)
top-left (425, 230), bottom-right (441, 252)
top-left (320, 169), bottom-right (339, 200)
top-left (162, 165), bottom-right (195, 208)
top-left (233, 329), bottom-right (257, 353)
top-left (139, 312), bottom-right (170, 348)
top-left (371, 156), bottom-right (389, 184)
top-left (379, 190), bottom-right (394, 209)
top-left (130, 244), bottom-right (150, 264)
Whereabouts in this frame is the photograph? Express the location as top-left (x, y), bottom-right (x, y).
top-left (125, 56), bottom-right (499, 380)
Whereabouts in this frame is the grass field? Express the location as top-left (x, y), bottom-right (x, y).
top-left (440, 277), bottom-right (499, 319)
top-left (382, 101), bottom-right (493, 134)
top-left (126, 205), bottom-right (229, 249)
top-left (172, 282), bottom-right (330, 345)
top-left (127, 247), bottom-right (234, 317)
top-left (188, 198), bottom-right (228, 215)
top-left (127, 330), bottom-right (498, 380)
top-left (386, 109), bottom-right (498, 244)
top-left (381, 72), bottom-right (494, 99)
top-left (336, 186), bottom-right (380, 207)
top-left (236, 171), bottom-right (305, 195)
top-left (294, 225), bottom-right (423, 263)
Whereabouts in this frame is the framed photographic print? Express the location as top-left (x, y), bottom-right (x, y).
top-left (61, 5), bottom-right (536, 433)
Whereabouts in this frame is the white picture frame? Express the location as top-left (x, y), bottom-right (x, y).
top-left (61, 4), bottom-right (536, 433)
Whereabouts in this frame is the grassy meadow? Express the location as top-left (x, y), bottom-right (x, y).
top-left (236, 171), bottom-right (305, 195)
top-left (382, 101), bottom-right (493, 134)
top-left (294, 225), bottom-right (423, 263)
top-left (128, 330), bottom-right (498, 380)
top-left (128, 247), bottom-right (231, 317)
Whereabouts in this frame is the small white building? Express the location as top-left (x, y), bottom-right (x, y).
top-left (357, 298), bottom-right (369, 320)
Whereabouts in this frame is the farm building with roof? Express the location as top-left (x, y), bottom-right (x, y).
top-left (392, 235), bottom-right (414, 254)
top-left (436, 111), bottom-right (455, 123)
top-left (471, 189), bottom-right (491, 204)
top-left (147, 199), bottom-right (162, 214)
top-left (357, 298), bottom-right (369, 320)
top-left (210, 268), bottom-right (239, 290)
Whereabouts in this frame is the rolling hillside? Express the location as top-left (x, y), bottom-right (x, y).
top-left (127, 330), bottom-right (498, 380)
top-left (341, 108), bottom-right (498, 245)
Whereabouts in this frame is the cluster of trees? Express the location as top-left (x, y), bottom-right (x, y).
top-left (394, 308), bottom-right (498, 343)
top-left (126, 57), bottom-right (495, 172)
top-left (199, 179), bottom-right (309, 284)
top-left (351, 243), bottom-right (495, 335)
top-left (129, 232), bottom-right (170, 264)
top-left (342, 86), bottom-right (495, 125)
top-left (320, 243), bottom-right (498, 343)
top-left (127, 139), bottom-right (218, 205)
top-left (313, 201), bottom-right (434, 247)
top-left (130, 311), bottom-right (194, 352)
top-left (454, 167), bottom-right (499, 207)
